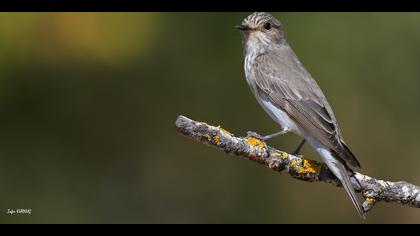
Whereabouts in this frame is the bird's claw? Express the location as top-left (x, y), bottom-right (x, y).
top-left (246, 131), bottom-right (265, 141)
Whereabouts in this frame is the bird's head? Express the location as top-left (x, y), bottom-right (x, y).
top-left (236, 12), bottom-right (286, 54)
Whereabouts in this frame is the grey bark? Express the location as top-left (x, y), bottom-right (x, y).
top-left (175, 115), bottom-right (420, 213)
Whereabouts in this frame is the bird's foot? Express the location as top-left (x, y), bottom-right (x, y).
top-left (291, 150), bottom-right (304, 158)
top-left (246, 129), bottom-right (288, 141)
top-left (246, 131), bottom-right (265, 141)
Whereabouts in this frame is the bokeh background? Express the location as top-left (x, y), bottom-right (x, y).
top-left (0, 12), bottom-right (420, 223)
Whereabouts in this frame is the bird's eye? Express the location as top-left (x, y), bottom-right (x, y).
top-left (264, 22), bottom-right (271, 30)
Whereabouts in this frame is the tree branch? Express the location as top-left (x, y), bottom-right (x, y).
top-left (175, 115), bottom-right (420, 213)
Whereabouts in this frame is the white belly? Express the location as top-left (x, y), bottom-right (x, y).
top-left (259, 98), bottom-right (304, 136)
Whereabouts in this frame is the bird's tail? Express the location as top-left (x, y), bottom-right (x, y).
top-left (320, 150), bottom-right (365, 219)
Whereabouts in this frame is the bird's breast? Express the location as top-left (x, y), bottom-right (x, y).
top-left (243, 54), bottom-right (304, 136)
top-left (244, 53), bottom-right (260, 91)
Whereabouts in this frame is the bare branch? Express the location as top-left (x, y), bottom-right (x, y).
top-left (175, 115), bottom-right (420, 213)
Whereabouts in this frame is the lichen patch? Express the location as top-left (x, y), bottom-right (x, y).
top-left (272, 152), bottom-right (288, 159)
top-left (213, 135), bottom-right (220, 144)
top-left (291, 158), bottom-right (321, 174)
top-left (366, 197), bottom-right (375, 205)
top-left (217, 126), bottom-right (233, 136)
top-left (302, 159), bottom-right (321, 174)
top-left (247, 136), bottom-right (265, 149)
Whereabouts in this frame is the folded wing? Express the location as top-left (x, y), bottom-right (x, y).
top-left (253, 52), bottom-right (361, 168)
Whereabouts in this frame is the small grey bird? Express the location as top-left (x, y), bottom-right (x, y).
top-left (236, 12), bottom-right (364, 217)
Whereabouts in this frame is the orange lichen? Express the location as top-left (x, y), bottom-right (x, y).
top-left (247, 136), bottom-right (265, 149)
top-left (291, 158), bottom-right (321, 174)
top-left (204, 133), bottom-right (220, 144)
top-left (302, 159), bottom-right (321, 173)
top-left (366, 197), bottom-right (375, 205)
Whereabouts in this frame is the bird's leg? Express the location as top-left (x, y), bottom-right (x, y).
top-left (291, 139), bottom-right (306, 156)
top-left (262, 128), bottom-right (290, 140)
top-left (246, 127), bottom-right (289, 141)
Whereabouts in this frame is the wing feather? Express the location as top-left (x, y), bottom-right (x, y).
top-left (253, 52), bottom-right (361, 168)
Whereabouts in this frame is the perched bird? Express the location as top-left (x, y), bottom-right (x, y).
top-left (236, 12), bottom-right (364, 218)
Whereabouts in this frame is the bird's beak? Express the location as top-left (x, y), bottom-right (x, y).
top-left (235, 25), bottom-right (251, 31)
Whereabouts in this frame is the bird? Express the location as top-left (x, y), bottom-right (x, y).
top-left (236, 12), bottom-right (365, 218)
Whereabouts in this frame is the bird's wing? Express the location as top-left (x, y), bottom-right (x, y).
top-left (253, 52), bottom-right (360, 168)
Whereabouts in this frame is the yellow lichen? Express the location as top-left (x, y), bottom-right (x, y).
top-left (247, 136), bottom-right (265, 148)
top-left (366, 197), bottom-right (375, 205)
top-left (272, 152), bottom-right (288, 159)
top-left (204, 133), bottom-right (220, 144)
top-left (214, 135), bottom-right (220, 143)
top-left (291, 159), bottom-right (321, 174)
top-left (302, 159), bottom-right (321, 173)
top-left (217, 126), bottom-right (233, 136)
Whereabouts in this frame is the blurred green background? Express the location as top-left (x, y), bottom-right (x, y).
top-left (0, 12), bottom-right (419, 223)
